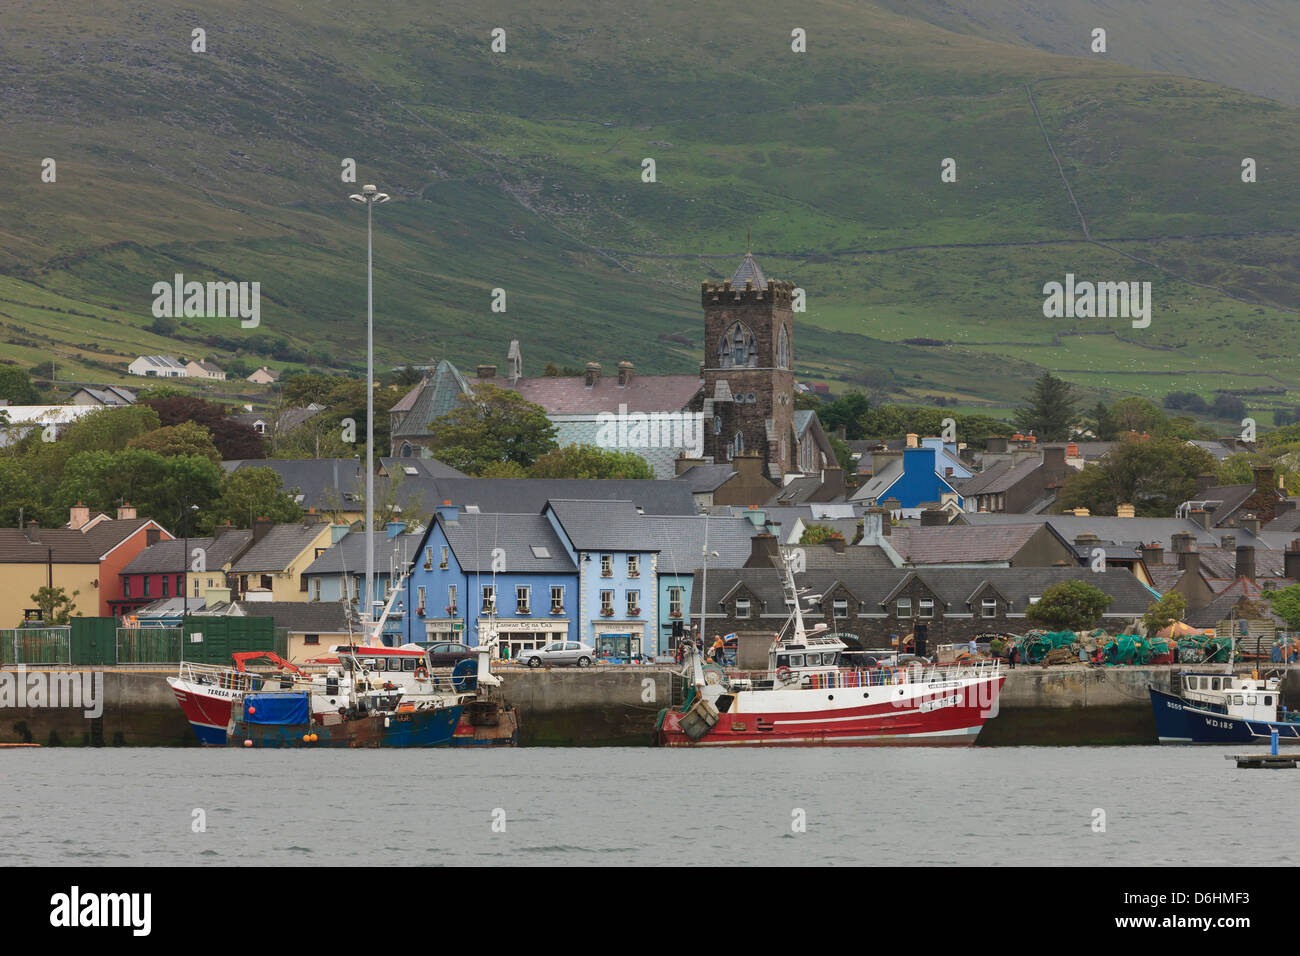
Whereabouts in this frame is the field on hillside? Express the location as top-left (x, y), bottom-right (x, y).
top-left (0, 0), bottom-right (1295, 417)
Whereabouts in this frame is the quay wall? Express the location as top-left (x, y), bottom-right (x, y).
top-left (2, 665), bottom-right (1297, 747)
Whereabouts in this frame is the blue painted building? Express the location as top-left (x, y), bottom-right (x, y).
top-left (851, 445), bottom-right (965, 516)
top-left (301, 522), bottom-right (423, 644)
top-left (403, 505), bottom-right (578, 658)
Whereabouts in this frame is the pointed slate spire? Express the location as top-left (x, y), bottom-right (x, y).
top-left (730, 247), bottom-right (768, 290)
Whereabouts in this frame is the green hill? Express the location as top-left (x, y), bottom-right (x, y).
top-left (1, 0), bottom-right (1297, 421)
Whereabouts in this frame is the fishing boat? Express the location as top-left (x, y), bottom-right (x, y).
top-left (227, 682), bottom-right (462, 748)
top-left (656, 550), bottom-right (1005, 746)
top-left (166, 652), bottom-right (304, 746)
top-left (1148, 671), bottom-right (1300, 744)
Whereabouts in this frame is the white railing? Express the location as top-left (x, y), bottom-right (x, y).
top-left (724, 659), bottom-right (1001, 690)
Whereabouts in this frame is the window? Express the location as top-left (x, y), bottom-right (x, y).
top-left (193, 578), bottom-right (200, 598)
top-left (918, 598), bottom-right (934, 619)
top-left (142, 577), bottom-right (150, 598)
top-left (304, 635), bottom-right (319, 646)
top-left (440, 547), bottom-right (448, 569)
top-left (601, 590), bottom-right (614, 613)
top-left (733, 431), bottom-right (744, 456)
top-left (1211, 679), bottom-right (1220, 691)
top-left (718, 321), bottom-right (758, 368)
top-left (713, 415), bottom-right (723, 435)
top-left (482, 585), bottom-right (495, 612)
top-left (833, 599), bottom-right (849, 619)
top-left (416, 586), bottom-right (426, 612)
top-left (176, 574), bottom-right (183, 595)
top-left (551, 586), bottom-right (564, 614)
top-left (311, 579), bottom-right (321, 602)
top-left (161, 576), bottom-right (169, 597)
top-left (982, 597), bottom-right (997, 618)
top-left (669, 587), bottom-right (683, 615)
top-left (448, 585), bottom-right (457, 610)
top-left (627, 555), bottom-right (639, 577)
top-left (424, 547), bottom-right (433, 570)
top-left (517, 586), bottom-right (531, 614)
top-left (777, 325), bottom-right (791, 369)
top-left (896, 597), bottom-right (911, 618)
top-left (1028, 596), bottom-right (1040, 605)
top-left (627, 590), bottom-right (640, 615)
top-left (1265, 696), bottom-right (1273, 706)
top-left (124, 579), bottom-right (131, 598)
top-left (736, 598), bottom-right (751, 619)
top-left (601, 554), bottom-right (613, 577)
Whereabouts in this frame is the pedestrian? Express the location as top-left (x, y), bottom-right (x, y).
top-left (711, 634), bottom-right (725, 664)
top-left (1008, 642), bottom-right (1019, 669)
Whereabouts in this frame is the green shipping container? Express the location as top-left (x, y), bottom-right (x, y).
top-left (71, 617), bottom-right (119, 666)
top-left (181, 617), bottom-right (280, 664)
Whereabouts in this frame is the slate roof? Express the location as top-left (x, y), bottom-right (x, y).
top-left (72, 386), bottom-right (136, 405)
top-left (439, 512), bottom-right (576, 574)
top-left (302, 532), bottom-right (425, 576)
top-left (229, 522), bottom-right (330, 573)
top-left (676, 463), bottom-right (736, 494)
top-left (434, 478), bottom-right (698, 516)
top-left (1189, 484), bottom-right (1256, 520)
top-left (1264, 510), bottom-right (1300, 533)
top-left (122, 530), bottom-right (253, 574)
top-left (1187, 440), bottom-right (1236, 462)
top-left (960, 513), bottom-right (1259, 551)
top-left (544, 500), bottom-right (758, 567)
top-left (0, 519), bottom-right (161, 564)
top-left (223, 458), bottom-right (363, 511)
top-left (770, 475), bottom-right (825, 505)
top-left (1186, 580), bottom-right (1291, 629)
top-left (391, 360), bottom-right (474, 438)
top-left (379, 457), bottom-right (468, 480)
top-left (850, 458), bottom-right (904, 502)
top-left (691, 565), bottom-right (1156, 616)
top-left (466, 373), bottom-right (702, 416)
top-left (958, 457), bottom-right (1043, 497)
top-left (730, 251), bottom-right (768, 289)
top-left (888, 523), bottom-right (1048, 565)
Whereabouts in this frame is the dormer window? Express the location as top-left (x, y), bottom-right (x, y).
top-left (982, 597), bottom-right (997, 618)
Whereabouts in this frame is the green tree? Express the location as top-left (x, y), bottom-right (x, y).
top-left (30, 585), bottom-right (79, 624)
top-left (0, 366), bottom-right (41, 404)
top-left (799, 523), bottom-right (838, 545)
top-left (1142, 592), bottom-right (1187, 637)
top-left (1264, 585), bottom-right (1300, 630)
top-left (281, 373), bottom-right (346, 407)
top-left (1058, 436), bottom-right (1217, 516)
top-left (1024, 580), bottom-right (1113, 631)
top-left (128, 421), bottom-right (222, 463)
top-left (1108, 396), bottom-right (1169, 436)
top-left (209, 468), bottom-right (304, 529)
top-left (428, 384), bottom-right (557, 474)
top-left (817, 392), bottom-right (871, 440)
top-left (477, 460), bottom-right (529, 478)
top-left (1013, 372), bottom-right (1078, 441)
top-left (1088, 401), bottom-right (1117, 440)
top-left (528, 444), bottom-right (655, 479)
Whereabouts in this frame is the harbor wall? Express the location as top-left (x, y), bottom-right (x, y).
top-left (2, 665), bottom-right (1297, 747)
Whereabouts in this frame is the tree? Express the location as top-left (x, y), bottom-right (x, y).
top-left (281, 373), bottom-right (345, 407)
top-left (1142, 592), bottom-right (1187, 637)
top-left (1087, 401), bottom-right (1117, 440)
top-left (144, 395), bottom-right (266, 460)
top-left (828, 435), bottom-right (855, 477)
top-left (149, 315), bottom-right (179, 336)
top-left (1058, 436), bottom-right (1217, 516)
top-left (128, 422), bottom-right (222, 463)
top-left (1024, 580), bottom-right (1113, 631)
top-left (1108, 396), bottom-right (1169, 436)
top-left (799, 523), bottom-right (838, 545)
top-left (527, 444), bottom-right (655, 479)
top-left (30, 585), bottom-right (79, 624)
top-left (816, 392), bottom-right (871, 440)
top-left (1013, 373), bottom-right (1078, 441)
top-left (1265, 585), bottom-right (1300, 630)
top-left (53, 450), bottom-right (222, 526)
top-left (428, 384), bottom-right (557, 474)
top-left (208, 468), bottom-right (303, 529)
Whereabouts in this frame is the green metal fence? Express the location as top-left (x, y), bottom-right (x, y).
top-left (116, 627), bottom-right (184, 664)
top-left (0, 627), bottom-right (71, 665)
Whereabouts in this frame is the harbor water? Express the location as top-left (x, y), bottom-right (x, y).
top-left (2, 746), bottom-right (1291, 866)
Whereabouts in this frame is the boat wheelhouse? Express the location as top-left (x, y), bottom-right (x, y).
top-left (1149, 671), bottom-right (1299, 744)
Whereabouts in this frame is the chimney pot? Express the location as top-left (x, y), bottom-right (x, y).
top-left (584, 362), bottom-right (601, 388)
top-left (617, 361), bottom-right (634, 387)
top-left (476, 364), bottom-right (496, 379)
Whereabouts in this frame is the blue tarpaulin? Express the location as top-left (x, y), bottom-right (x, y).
top-left (244, 692), bottom-right (309, 725)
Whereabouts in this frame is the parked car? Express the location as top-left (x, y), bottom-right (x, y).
top-left (516, 641), bottom-right (595, 668)
top-left (413, 641), bottom-right (478, 668)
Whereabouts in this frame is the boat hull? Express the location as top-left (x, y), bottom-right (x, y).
top-left (229, 705), bottom-right (463, 748)
top-left (1148, 686), bottom-right (1300, 744)
top-left (166, 675), bottom-right (239, 746)
top-left (451, 699), bottom-right (520, 747)
top-left (658, 675), bottom-right (1004, 747)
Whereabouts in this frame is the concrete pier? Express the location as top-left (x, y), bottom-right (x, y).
top-left (2, 664), bottom-right (1297, 747)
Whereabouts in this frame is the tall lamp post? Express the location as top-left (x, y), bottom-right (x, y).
top-left (348, 184), bottom-right (390, 634)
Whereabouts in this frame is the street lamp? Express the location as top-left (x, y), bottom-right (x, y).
top-left (349, 184), bottom-right (390, 635)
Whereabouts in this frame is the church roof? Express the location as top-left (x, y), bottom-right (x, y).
top-left (730, 252), bottom-right (767, 290)
top-left (392, 360), bottom-right (474, 438)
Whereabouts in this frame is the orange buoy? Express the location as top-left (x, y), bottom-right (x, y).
top-left (248, 706), bottom-right (256, 714)
top-left (243, 739), bottom-right (253, 748)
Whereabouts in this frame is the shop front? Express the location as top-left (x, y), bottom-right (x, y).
top-left (490, 619), bottom-right (571, 660)
top-left (592, 621), bottom-right (648, 662)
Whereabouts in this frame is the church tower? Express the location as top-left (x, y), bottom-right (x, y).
top-left (699, 251), bottom-right (795, 478)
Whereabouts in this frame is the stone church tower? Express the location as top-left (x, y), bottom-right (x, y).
top-left (699, 252), bottom-right (796, 478)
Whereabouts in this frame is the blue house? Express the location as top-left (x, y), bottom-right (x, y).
top-left (301, 523), bottom-right (424, 645)
top-left (851, 445), bottom-right (965, 516)
top-left (403, 505), bottom-right (577, 658)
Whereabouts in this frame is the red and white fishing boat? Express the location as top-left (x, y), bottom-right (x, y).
top-left (657, 554), bottom-right (1005, 747)
top-left (167, 652), bottom-right (305, 746)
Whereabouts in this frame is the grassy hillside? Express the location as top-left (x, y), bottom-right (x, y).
top-left (0, 0), bottom-right (1296, 422)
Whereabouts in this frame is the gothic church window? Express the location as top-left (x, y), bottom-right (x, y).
top-left (718, 322), bottom-right (758, 368)
top-left (777, 325), bottom-right (791, 369)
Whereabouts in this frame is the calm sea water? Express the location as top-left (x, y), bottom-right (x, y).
top-left (1, 747), bottom-right (1292, 866)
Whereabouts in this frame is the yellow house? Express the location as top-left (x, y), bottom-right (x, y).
top-left (227, 519), bottom-right (333, 602)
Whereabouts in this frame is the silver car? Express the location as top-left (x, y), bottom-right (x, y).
top-left (518, 641), bottom-right (595, 668)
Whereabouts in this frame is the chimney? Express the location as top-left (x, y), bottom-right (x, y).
top-left (252, 517), bottom-right (274, 542)
top-left (744, 506), bottom-right (767, 529)
top-left (385, 520), bottom-right (406, 539)
top-left (1285, 539), bottom-right (1300, 581)
top-left (1117, 503), bottom-right (1135, 519)
top-left (1188, 508), bottom-right (1209, 529)
top-left (905, 433), bottom-right (919, 448)
top-left (437, 500), bottom-right (458, 524)
top-left (921, 509), bottom-right (949, 526)
top-left (584, 362), bottom-right (601, 388)
top-left (746, 532), bottom-right (779, 568)
top-left (146, 528), bottom-right (161, 546)
top-left (617, 361), bottom-right (634, 387)
top-left (817, 466), bottom-right (845, 500)
top-left (734, 452), bottom-right (763, 480)
top-left (1253, 464), bottom-right (1275, 497)
top-left (1140, 542), bottom-right (1164, 566)
top-left (25, 520), bottom-right (40, 543)
top-left (1180, 550), bottom-right (1201, 577)
top-left (1235, 545), bottom-right (1256, 582)
top-left (1220, 533), bottom-right (1236, 553)
top-left (213, 521), bottom-right (232, 539)
top-left (987, 437), bottom-right (1009, 454)
top-left (675, 455), bottom-right (705, 476)
top-left (1043, 446), bottom-right (1066, 486)
top-left (330, 522), bottom-right (351, 544)
top-left (116, 502), bottom-right (137, 521)
top-left (476, 364), bottom-right (496, 379)
top-left (1195, 473), bottom-right (1215, 495)
top-left (1074, 532), bottom-right (1101, 550)
top-left (1239, 515), bottom-right (1261, 536)
top-left (1066, 443), bottom-right (1079, 458)
top-left (827, 533), bottom-right (847, 553)
top-left (1171, 532), bottom-right (1194, 555)
top-left (69, 502), bottom-right (91, 530)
